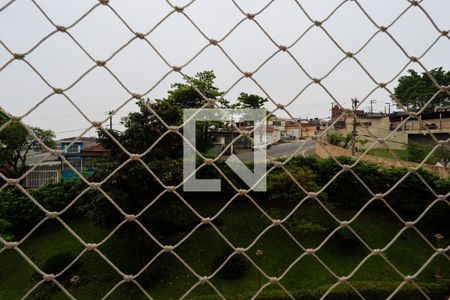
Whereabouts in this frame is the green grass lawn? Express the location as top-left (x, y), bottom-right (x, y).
top-left (1, 198), bottom-right (448, 299)
top-left (367, 148), bottom-right (409, 161)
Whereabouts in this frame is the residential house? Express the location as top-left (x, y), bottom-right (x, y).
top-left (23, 137), bottom-right (107, 188)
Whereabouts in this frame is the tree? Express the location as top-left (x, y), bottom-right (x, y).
top-left (82, 71), bottom-right (229, 285)
top-left (235, 92), bottom-right (268, 109)
top-left (0, 112), bottom-right (56, 178)
top-left (394, 68), bottom-right (450, 112)
top-left (99, 70), bottom-right (227, 159)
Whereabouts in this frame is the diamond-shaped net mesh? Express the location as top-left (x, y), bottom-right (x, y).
top-left (1, 0), bottom-right (449, 299)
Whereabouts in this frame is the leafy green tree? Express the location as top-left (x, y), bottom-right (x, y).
top-left (394, 68), bottom-right (450, 112)
top-left (99, 70), bottom-right (226, 159)
top-left (82, 71), bottom-right (229, 283)
top-left (235, 92), bottom-right (268, 109)
top-left (0, 112), bottom-right (56, 178)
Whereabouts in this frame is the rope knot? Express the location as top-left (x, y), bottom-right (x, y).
top-left (442, 30), bottom-right (449, 37)
top-left (89, 182), bottom-right (100, 189)
top-left (269, 277), bottom-right (278, 283)
top-left (308, 192), bottom-right (318, 198)
top-left (246, 13), bottom-right (255, 19)
top-left (43, 274), bottom-right (55, 281)
top-left (174, 6), bottom-right (184, 12)
top-left (53, 88), bottom-right (63, 94)
top-left (5, 242), bottom-right (18, 249)
top-left (199, 276), bottom-right (208, 283)
top-left (276, 103), bottom-right (284, 109)
top-left (342, 164), bottom-right (351, 171)
top-left (274, 161), bottom-right (283, 168)
top-left (123, 275), bottom-right (133, 282)
top-left (314, 20), bottom-right (322, 26)
top-left (169, 126), bottom-right (178, 133)
top-left (340, 220), bottom-right (350, 227)
top-left (96, 60), bottom-right (106, 67)
top-left (172, 66), bottom-right (182, 72)
top-left (373, 249), bottom-right (382, 255)
top-left (204, 158), bottom-right (213, 165)
top-left (305, 248), bottom-right (315, 255)
top-left (6, 178), bottom-right (20, 186)
top-left (437, 195), bottom-right (446, 201)
top-left (313, 78), bottom-right (321, 84)
top-left (9, 115), bottom-right (21, 122)
top-left (130, 154), bottom-right (140, 161)
top-left (166, 186), bottom-right (176, 192)
top-left (404, 221), bottom-right (414, 228)
top-left (46, 211), bottom-right (58, 219)
top-left (13, 53), bottom-right (25, 60)
top-left (132, 93), bottom-right (142, 99)
top-left (209, 39), bottom-right (218, 45)
top-left (92, 121), bottom-right (101, 128)
top-left (409, 56), bottom-right (418, 62)
top-left (375, 193), bottom-right (383, 199)
top-left (272, 219), bottom-right (281, 226)
top-left (378, 82), bottom-right (386, 88)
top-left (346, 52), bottom-right (354, 58)
top-left (125, 214), bottom-right (136, 222)
top-left (379, 26), bottom-right (387, 32)
top-left (278, 45), bottom-right (287, 51)
top-left (163, 245), bottom-right (174, 252)
top-left (56, 25), bottom-right (66, 32)
top-left (201, 217), bottom-right (211, 224)
top-left (244, 72), bottom-right (253, 78)
top-left (206, 98), bottom-right (216, 105)
top-left (238, 189), bottom-right (247, 196)
top-left (86, 243), bottom-right (97, 251)
top-left (135, 32), bottom-right (145, 39)
top-left (99, 0), bottom-right (109, 5)
top-left (236, 248), bottom-right (245, 254)
top-left (408, 167), bottom-right (417, 174)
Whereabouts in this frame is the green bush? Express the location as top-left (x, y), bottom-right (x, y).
top-left (212, 252), bottom-right (250, 280)
top-left (0, 180), bottom-right (80, 240)
top-left (200, 280), bottom-right (450, 300)
top-left (267, 166), bottom-right (325, 203)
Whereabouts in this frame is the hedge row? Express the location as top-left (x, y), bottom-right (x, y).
top-left (195, 280), bottom-right (450, 300)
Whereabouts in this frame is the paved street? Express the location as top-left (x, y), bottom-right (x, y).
top-left (234, 139), bottom-right (316, 162)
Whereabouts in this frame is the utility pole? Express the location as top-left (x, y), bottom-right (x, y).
top-left (351, 98), bottom-right (359, 156)
top-left (369, 100), bottom-right (376, 115)
top-left (107, 110), bottom-right (113, 130)
top-left (385, 102), bottom-right (391, 115)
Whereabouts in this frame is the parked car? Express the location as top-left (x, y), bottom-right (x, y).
top-left (252, 142), bottom-right (271, 151)
top-left (424, 123), bottom-right (438, 129)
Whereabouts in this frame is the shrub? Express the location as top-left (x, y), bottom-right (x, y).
top-left (267, 166), bottom-right (325, 203)
top-left (0, 180), bottom-right (80, 240)
top-left (287, 218), bottom-right (328, 239)
top-left (231, 280), bottom-right (450, 300)
top-left (212, 252), bottom-right (249, 280)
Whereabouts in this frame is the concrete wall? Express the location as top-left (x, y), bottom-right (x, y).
top-left (338, 116), bottom-right (408, 150)
top-left (315, 143), bottom-right (449, 178)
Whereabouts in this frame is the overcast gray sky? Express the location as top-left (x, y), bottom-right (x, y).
top-left (1, 0), bottom-right (449, 138)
